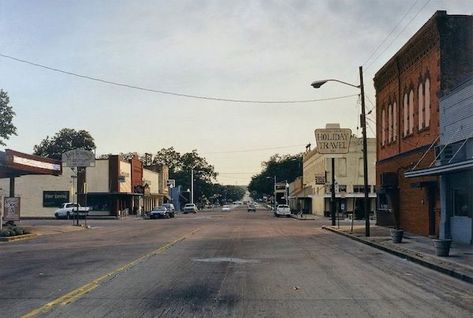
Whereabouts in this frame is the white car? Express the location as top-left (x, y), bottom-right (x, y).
top-left (183, 203), bottom-right (197, 214)
top-left (275, 204), bottom-right (291, 217)
top-left (222, 205), bottom-right (231, 212)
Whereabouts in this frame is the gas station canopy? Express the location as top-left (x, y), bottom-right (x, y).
top-left (0, 149), bottom-right (62, 178)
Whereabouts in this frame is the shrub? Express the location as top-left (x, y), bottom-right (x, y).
top-left (0, 230), bottom-right (11, 237)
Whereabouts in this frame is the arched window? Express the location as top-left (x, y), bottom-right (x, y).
top-left (409, 89), bottom-right (414, 134)
top-left (382, 108), bottom-right (386, 146)
top-left (403, 93), bottom-right (408, 137)
top-left (393, 102), bottom-right (397, 141)
top-left (425, 78), bottom-right (431, 127)
top-left (388, 103), bottom-right (392, 142)
top-left (418, 82), bottom-right (424, 129)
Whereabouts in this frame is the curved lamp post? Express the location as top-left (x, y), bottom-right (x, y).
top-left (311, 66), bottom-right (370, 237)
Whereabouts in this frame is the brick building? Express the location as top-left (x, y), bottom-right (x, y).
top-left (374, 11), bottom-right (473, 236)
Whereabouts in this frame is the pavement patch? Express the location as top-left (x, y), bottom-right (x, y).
top-left (192, 257), bottom-right (259, 264)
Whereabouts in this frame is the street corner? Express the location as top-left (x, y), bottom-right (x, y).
top-left (22, 224), bottom-right (88, 237)
top-left (0, 233), bottom-right (37, 242)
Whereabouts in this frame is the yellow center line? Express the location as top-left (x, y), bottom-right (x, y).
top-left (21, 227), bottom-right (201, 318)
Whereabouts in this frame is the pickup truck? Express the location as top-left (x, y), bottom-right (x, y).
top-left (54, 203), bottom-right (90, 219)
top-left (275, 204), bottom-right (290, 217)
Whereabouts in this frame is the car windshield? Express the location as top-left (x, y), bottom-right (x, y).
top-left (278, 205), bottom-right (289, 208)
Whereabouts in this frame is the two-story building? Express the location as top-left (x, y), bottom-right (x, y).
top-left (300, 137), bottom-right (376, 217)
top-left (374, 11), bottom-right (473, 237)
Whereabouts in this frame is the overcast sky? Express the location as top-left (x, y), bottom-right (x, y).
top-left (0, 0), bottom-right (471, 184)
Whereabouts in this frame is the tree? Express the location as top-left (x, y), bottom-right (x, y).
top-left (0, 89), bottom-right (17, 146)
top-left (152, 148), bottom-right (218, 207)
top-left (248, 153), bottom-right (303, 200)
top-left (33, 128), bottom-right (96, 160)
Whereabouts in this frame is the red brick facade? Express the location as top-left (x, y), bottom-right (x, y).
top-left (374, 11), bottom-right (473, 236)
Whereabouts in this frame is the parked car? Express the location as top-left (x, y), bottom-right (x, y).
top-left (161, 203), bottom-right (176, 217)
top-left (222, 205), bottom-right (231, 212)
top-left (149, 206), bottom-right (169, 219)
top-left (54, 203), bottom-right (90, 219)
top-left (183, 203), bottom-right (198, 214)
top-left (275, 204), bottom-right (290, 217)
top-left (248, 204), bottom-right (256, 212)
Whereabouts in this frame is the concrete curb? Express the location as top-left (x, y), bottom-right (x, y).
top-left (322, 226), bottom-right (473, 284)
top-left (290, 214), bottom-right (318, 221)
top-left (0, 233), bottom-right (37, 243)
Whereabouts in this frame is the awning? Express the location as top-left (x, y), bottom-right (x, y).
top-left (405, 158), bottom-right (473, 178)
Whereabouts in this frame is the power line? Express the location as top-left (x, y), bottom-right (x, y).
top-left (202, 144), bottom-right (306, 154)
top-left (362, 0), bottom-right (419, 67)
top-left (364, 0), bottom-right (432, 71)
top-left (0, 52), bottom-right (358, 104)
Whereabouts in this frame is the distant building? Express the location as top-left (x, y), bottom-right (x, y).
top-left (300, 137), bottom-right (376, 217)
top-left (374, 11), bottom-right (473, 238)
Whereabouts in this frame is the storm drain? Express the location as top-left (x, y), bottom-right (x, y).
top-left (192, 257), bottom-right (259, 264)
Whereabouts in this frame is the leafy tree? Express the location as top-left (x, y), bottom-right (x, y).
top-left (0, 89), bottom-right (17, 146)
top-left (248, 153), bottom-right (303, 200)
top-left (153, 148), bottom-right (218, 207)
top-left (33, 128), bottom-right (96, 160)
top-left (151, 147), bottom-right (182, 173)
top-left (211, 184), bottom-right (246, 204)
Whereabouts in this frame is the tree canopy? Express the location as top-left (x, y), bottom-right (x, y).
top-left (33, 128), bottom-right (96, 160)
top-left (0, 89), bottom-right (17, 146)
top-left (248, 153), bottom-right (303, 200)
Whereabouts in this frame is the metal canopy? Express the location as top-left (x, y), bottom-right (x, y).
top-left (405, 158), bottom-right (473, 178)
top-left (0, 149), bottom-right (62, 178)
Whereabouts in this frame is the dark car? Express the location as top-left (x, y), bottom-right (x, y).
top-left (149, 207), bottom-right (169, 219)
top-left (248, 204), bottom-right (256, 212)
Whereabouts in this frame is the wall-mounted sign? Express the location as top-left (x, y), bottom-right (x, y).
top-left (43, 191), bottom-right (69, 207)
top-left (62, 149), bottom-right (95, 167)
top-left (315, 175), bottom-right (326, 185)
top-left (3, 197), bottom-right (20, 221)
top-left (315, 128), bottom-right (352, 154)
top-left (167, 179), bottom-right (176, 188)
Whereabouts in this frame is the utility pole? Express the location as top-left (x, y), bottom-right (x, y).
top-left (191, 168), bottom-right (194, 204)
top-left (359, 66), bottom-right (370, 237)
top-left (331, 158), bottom-right (336, 226)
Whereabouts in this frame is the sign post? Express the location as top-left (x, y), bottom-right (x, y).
top-left (315, 125), bottom-right (352, 226)
top-left (62, 149), bottom-right (95, 226)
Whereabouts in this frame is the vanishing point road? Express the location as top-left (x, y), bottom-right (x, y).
top-left (1, 207), bottom-right (472, 317)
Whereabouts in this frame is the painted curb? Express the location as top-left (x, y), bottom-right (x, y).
top-left (322, 226), bottom-right (473, 284)
top-left (0, 233), bottom-right (37, 242)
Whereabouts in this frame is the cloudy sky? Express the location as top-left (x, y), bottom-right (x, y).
top-left (0, 0), bottom-right (471, 184)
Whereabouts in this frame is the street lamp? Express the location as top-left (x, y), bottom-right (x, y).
top-left (311, 66), bottom-right (370, 237)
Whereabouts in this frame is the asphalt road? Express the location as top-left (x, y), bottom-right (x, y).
top-left (1, 207), bottom-right (472, 318)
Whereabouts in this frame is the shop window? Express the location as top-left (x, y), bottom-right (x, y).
top-left (453, 189), bottom-right (471, 217)
top-left (338, 185), bottom-right (347, 193)
top-left (353, 185), bottom-right (364, 193)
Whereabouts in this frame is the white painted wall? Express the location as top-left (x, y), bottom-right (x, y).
top-left (86, 160), bottom-right (109, 193)
top-left (0, 169), bottom-right (75, 218)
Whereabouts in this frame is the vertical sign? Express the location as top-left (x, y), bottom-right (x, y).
top-left (4, 197), bottom-right (21, 221)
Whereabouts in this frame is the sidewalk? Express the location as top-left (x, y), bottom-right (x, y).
top-left (323, 222), bottom-right (473, 284)
top-left (291, 213), bottom-right (319, 220)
